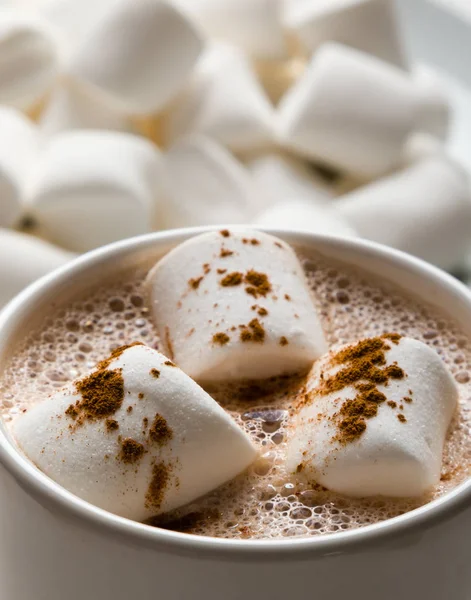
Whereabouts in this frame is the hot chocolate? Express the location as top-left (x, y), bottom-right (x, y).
top-left (1, 239), bottom-right (470, 540)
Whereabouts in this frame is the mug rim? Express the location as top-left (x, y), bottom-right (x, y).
top-left (1, 225), bottom-right (470, 560)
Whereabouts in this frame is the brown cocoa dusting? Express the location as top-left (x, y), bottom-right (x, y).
top-left (69, 368), bottom-right (125, 422)
top-left (279, 336), bottom-right (289, 346)
top-left (165, 327), bottom-right (174, 360)
top-left (240, 319), bottom-right (265, 343)
top-left (143, 417), bottom-right (149, 429)
top-left (284, 294), bottom-right (291, 301)
top-left (138, 393), bottom-right (144, 400)
top-left (213, 332), bottom-right (230, 345)
top-left (217, 268), bottom-right (227, 274)
top-left (164, 360), bottom-right (176, 367)
top-left (145, 462), bottom-right (170, 511)
top-left (203, 263), bottom-right (211, 274)
top-left (397, 414), bottom-right (407, 423)
top-left (244, 270), bottom-right (272, 298)
top-left (127, 406), bottom-right (133, 413)
top-left (404, 396), bottom-right (413, 403)
top-left (119, 438), bottom-right (145, 464)
top-left (219, 248), bottom-right (234, 258)
top-left (387, 401), bottom-right (397, 408)
top-left (189, 276), bottom-right (203, 290)
top-left (258, 307), bottom-right (268, 316)
top-left (105, 418), bottom-right (119, 432)
top-left (150, 368), bottom-right (160, 379)
top-left (220, 229), bottom-right (230, 237)
top-left (220, 272), bottom-right (243, 287)
top-left (149, 414), bottom-right (173, 446)
top-left (65, 404), bottom-right (79, 420)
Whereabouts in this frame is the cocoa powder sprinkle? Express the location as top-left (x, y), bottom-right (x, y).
top-left (279, 336), bottom-right (289, 346)
top-left (240, 319), bottom-right (265, 343)
top-left (119, 438), bottom-right (145, 464)
top-left (244, 270), bottom-right (272, 298)
top-left (164, 360), bottom-right (176, 367)
top-left (220, 229), bottom-right (230, 237)
top-left (150, 368), bottom-right (160, 378)
top-left (189, 276), bottom-right (203, 290)
top-left (106, 418), bottom-right (119, 432)
top-left (145, 462), bottom-right (170, 510)
top-left (397, 414), bottom-right (407, 423)
top-left (219, 248), bottom-right (234, 258)
top-left (213, 332), bottom-right (230, 345)
top-left (220, 272), bottom-right (243, 287)
top-left (149, 414), bottom-right (173, 446)
top-left (72, 368), bottom-right (125, 421)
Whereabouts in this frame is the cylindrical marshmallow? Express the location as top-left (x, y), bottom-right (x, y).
top-left (39, 79), bottom-right (131, 136)
top-left (401, 132), bottom-right (444, 167)
top-left (254, 200), bottom-right (358, 238)
top-left (160, 136), bottom-right (256, 229)
top-left (0, 106), bottom-right (40, 228)
top-left (0, 229), bottom-right (74, 308)
top-left (413, 65), bottom-right (450, 140)
top-left (69, 0), bottom-right (204, 116)
top-left (29, 131), bottom-right (162, 252)
top-left (282, 0), bottom-right (408, 68)
top-left (286, 336), bottom-right (458, 497)
top-left (247, 152), bottom-right (333, 211)
top-left (164, 44), bottom-right (275, 153)
top-left (13, 344), bottom-right (257, 521)
top-left (173, 0), bottom-right (287, 61)
top-left (277, 43), bottom-right (419, 178)
top-left (336, 155), bottom-right (471, 270)
top-left (0, 10), bottom-right (59, 110)
top-left (146, 229), bottom-right (327, 382)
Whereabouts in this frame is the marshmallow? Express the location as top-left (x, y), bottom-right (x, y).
top-left (254, 200), bottom-right (358, 238)
top-left (146, 229), bottom-right (327, 382)
top-left (0, 10), bottom-right (59, 110)
top-left (0, 106), bottom-right (39, 228)
top-left (29, 131), bottom-right (161, 253)
top-left (13, 344), bottom-right (257, 520)
top-left (247, 152), bottom-right (333, 211)
top-left (39, 79), bottom-right (131, 136)
top-left (413, 66), bottom-right (450, 140)
top-left (164, 44), bottom-right (274, 153)
top-left (286, 335), bottom-right (458, 497)
top-left (160, 136), bottom-right (256, 229)
top-left (0, 229), bottom-right (74, 308)
top-left (69, 0), bottom-right (203, 116)
top-left (283, 0), bottom-right (407, 68)
top-left (173, 0), bottom-right (287, 61)
top-left (401, 132), bottom-right (444, 166)
top-left (336, 156), bottom-right (471, 270)
top-left (277, 43), bottom-right (419, 178)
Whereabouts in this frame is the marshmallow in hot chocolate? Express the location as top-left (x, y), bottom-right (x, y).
top-left (13, 344), bottom-right (257, 521)
top-left (286, 335), bottom-right (458, 497)
top-left (146, 230), bottom-right (327, 382)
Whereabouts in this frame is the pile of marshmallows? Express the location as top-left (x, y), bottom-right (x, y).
top-left (1, 0), bottom-right (471, 308)
top-left (14, 230), bottom-right (458, 521)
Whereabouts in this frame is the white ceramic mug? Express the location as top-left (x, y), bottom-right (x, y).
top-left (0, 227), bottom-right (470, 600)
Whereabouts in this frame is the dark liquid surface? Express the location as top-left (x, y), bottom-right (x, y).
top-left (2, 247), bottom-right (470, 539)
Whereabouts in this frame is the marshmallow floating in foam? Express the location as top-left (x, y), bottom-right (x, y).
top-left (336, 156), bottom-right (471, 270)
top-left (39, 79), bottom-right (131, 136)
top-left (286, 335), bottom-right (458, 497)
top-left (160, 136), bottom-right (255, 229)
top-left (69, 0), bottom-right (203, 116)
top-left (277, 43), bottom-right (418, 178)
top-left (164, 44), bottom-right (274, 153)
top-left (0, 229), bottom-right (74, 308)
top-left (173, 0), bottom-right (287, 61)
top-left (14, 344), bottom-right (257, 521)
top-left (0, 11), bottom-right (59, 110)
top-left (247, 152), bottom-right (333, 211)
top-left (254, 200), bottom-right (358, 238)
top-left (413, 66), bottom-right (450, 140)
top-left (283, 0), bottom-right (407, 68)
top-left (29, 131), bottom-right (161, 253)
top-left (146, 229), bottom-right (327, 382)
top-left (0, 106), bottom-right (39, 228)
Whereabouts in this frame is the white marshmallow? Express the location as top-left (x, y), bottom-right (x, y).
top-left (146, 229), bottom-right (327, 382)
top-left (164, 44), bottom-right (274, 153)
top-left (69, 0), bottom-right (203, 116)
top-left (29, 131), bottom-right (161, 253)
top-left (336, 156), bottom-right (471, 270)
top-left (283, 0), bottom-right (407, 68)
top-left (0, 10), bottom-right (59, 110)
top-left (401, 132), bottom-right (443, 166)
top-left (13, 344), bottom-right (257, 521)
top-left (160, 136), bottom-right (256, 229)
top-left (254, 200), bottom-right (358, 238)
top-left (0, 106), bottom-right (39, 228)
top-left (247, 152), bottom-right (333, 211)
top-left (39, 79), bottom-right (131, 136)
top-left (286, 336), bottom-right (458, 497)
top-left (0, 229), bottom-right (74, 308)
top-left (277, 43), bottom-right (419, 178)
top-left (173, 0), bottom-right (287, 61)
top-left (413, 65), bottom-right (450, 140)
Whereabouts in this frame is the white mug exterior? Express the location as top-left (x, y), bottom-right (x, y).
top-left (0, 227), bottom-right (470, 600)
